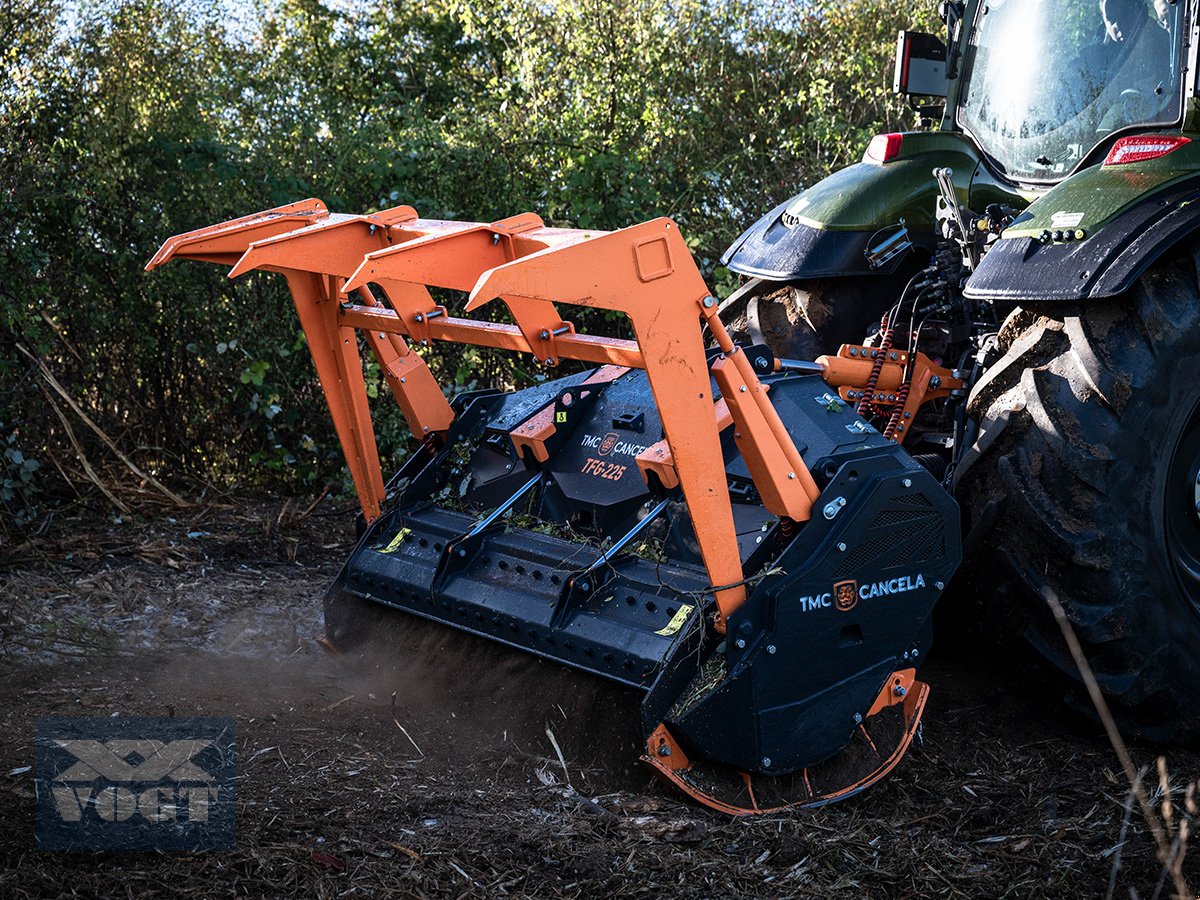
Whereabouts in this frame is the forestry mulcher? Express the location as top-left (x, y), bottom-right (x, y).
top-left (150, 0), bottom-right (1200, 812)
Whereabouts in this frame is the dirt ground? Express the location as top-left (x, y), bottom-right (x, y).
top-left (0, 501), bottom-right (1196, 898)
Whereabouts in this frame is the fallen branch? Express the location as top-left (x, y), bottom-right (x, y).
top-left (279, 485), bottom-right (333, 530)
top-left (545, 726), bottom-right (570, 787)
top-left (39, 310), bottom-right (83, 362)
top-left (17, 344), bottom-right (189, 508)
top-left (390, 692), bottom-right (424, 757)
top-left (43, 389), bottom-right (130, 515)
top-left (321, 694), bottom-right (355, 713)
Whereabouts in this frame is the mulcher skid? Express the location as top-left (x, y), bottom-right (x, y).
top-left (148, 200), bottom-right (961, 813)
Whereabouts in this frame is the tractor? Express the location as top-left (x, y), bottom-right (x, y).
top-left (723, 0), bottom-right (1200, 746)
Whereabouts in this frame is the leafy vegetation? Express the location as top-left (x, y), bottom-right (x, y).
top-left (0, 0), bottom-right (935, 521)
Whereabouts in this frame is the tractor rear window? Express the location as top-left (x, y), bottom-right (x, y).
top-left (957, 0), bottom-right (1185, 183)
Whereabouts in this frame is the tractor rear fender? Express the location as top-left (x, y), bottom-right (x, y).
top-left (722, 132), bottom-right (1017, 281)
top-left (965, 147), bottom-right (1200, 303)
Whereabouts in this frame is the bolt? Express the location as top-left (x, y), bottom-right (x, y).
top-left (853, 713), bottom-right (863, 725)
top-left (903, 651), bottom-right (910, 660)
top-left (903, 478), bottom-right (912, 488)
top-left (823, 497), bottom-right (846, 520)
top-left (400, 377), bottom-right (407, 384)
top-left (889, 351), bottom-right (898, 360)
top-left (912, 648), bottom-right (920, 658)
top-left (755, 535), bottom-right (763, 544)
top-left (767, 645), bottom-right (777, 655)
top-left (936, 581), bottom-right (945, 590)
top-left (491, 233), bottom-right (500, 244)
top-left (762, 757), bottom-right (772, 768)
top-left (903, 411), bottom-right (912, 419)
top-left (702, 296), bottom-right (715, 308)
top-left (761, 522), bottom-right (770, 532)
top-left (755, 357), bottom-right (769, 369)
top-left (930, 376), bottom-right (941, 390)
top-left (458, 548), bottom-right (467, 557)
top-left (579, 581), bottom-right (590, 592)
top-left (657, 744), bottom-right (671, 757)
top-left (505, 463), bottom-right (513, 471)
top-left (894, 684), bottom-right (907, 697)
top-left (539, 329), bottom-right (551, 340)
top-left (740, 385), bottom-right (747, 393)
top-left (788, 472), bottom-right (796, 480)
top-left (735, 638), bottom-right (746, 649)
top-left (414, 313), bottom-right (424, 323)
top-left (837, 542), bottom-right (847, 552)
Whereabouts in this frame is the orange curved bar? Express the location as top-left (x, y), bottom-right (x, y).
top-left (642, 670), bottom-right (928, 815)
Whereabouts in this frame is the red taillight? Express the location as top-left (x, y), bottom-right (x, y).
top-left (1103, 135), bottom-right (1191, 166)
top-left (865, 133), bottom-right (904, 164)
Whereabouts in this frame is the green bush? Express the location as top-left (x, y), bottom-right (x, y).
top-left (0, 0), bottom-right (936, 513)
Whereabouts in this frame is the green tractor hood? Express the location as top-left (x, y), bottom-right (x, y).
top-left (722, 132), bottom-right (1019, 281)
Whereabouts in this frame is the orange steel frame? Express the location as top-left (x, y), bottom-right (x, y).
top-left (148, 200), bottom-right (960, 632)
top-left (148, 201), bottom-right (825, 628)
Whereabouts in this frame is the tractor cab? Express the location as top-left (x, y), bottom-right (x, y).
top-left (934, 0), bottom-right (1188, 184)
top-left (725, 0), bottom-right (1198, 285)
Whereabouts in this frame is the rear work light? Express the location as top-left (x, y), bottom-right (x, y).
top-left (865, 133), bottom-right (904, 164)
top-left (1104, 135), bottom-right (1191, 166)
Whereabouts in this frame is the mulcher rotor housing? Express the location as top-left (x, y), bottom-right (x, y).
top-left (148, 202), bottom-right (961, 813)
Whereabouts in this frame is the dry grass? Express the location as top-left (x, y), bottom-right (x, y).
top-left (1043, 587), bottom-right (1195, 899)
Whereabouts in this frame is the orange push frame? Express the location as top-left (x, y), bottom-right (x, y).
top-left (147, 201), bottom-right (823, 626)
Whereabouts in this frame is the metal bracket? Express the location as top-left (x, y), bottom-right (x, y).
top-left (553, 498), bottom-right (670, 627)
top-left (432, 473), bottom-right (542, 592)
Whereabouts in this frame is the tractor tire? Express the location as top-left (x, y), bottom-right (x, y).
top-left (957, 244), bottom-right (1200, 742)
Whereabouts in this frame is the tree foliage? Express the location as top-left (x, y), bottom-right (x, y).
top-left (0, 0), bottom-right (937, 517)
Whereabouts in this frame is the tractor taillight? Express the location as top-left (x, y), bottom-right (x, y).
top-left (865, 133), bottom-right (904, 164)
top-left (1103, 135), bottom-right (1191, 166)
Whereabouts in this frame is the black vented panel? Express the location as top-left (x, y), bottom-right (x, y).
top-left (910, 526), bottom-right (946, 563)
top-left (869, 507), bottom-right (938, 529)
top-left (833, 503), bottom-right (943, 578)
top-left (835, 532), bottom-right (896, 576)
